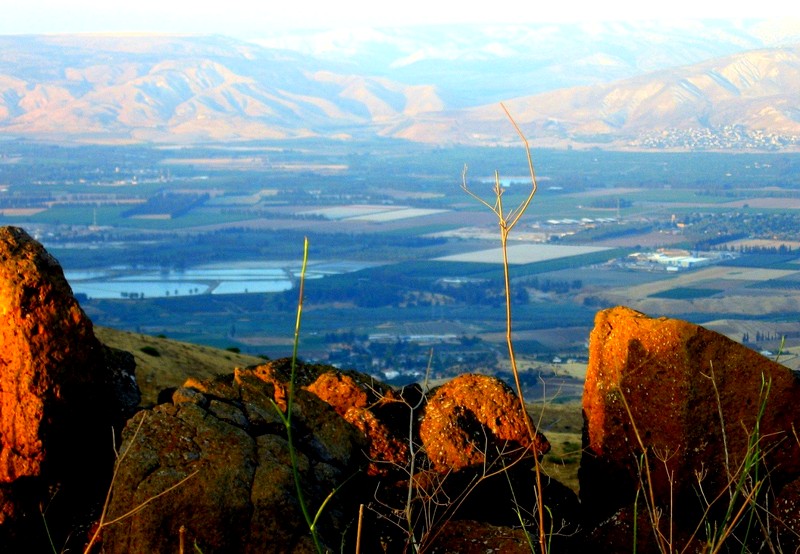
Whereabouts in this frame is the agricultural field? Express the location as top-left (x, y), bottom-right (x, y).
top-left (434, 244), bottom-right (611, 264)
top-left (298, 204), bottom-right (449, 222)
top-left (2, 140), bottom-right (800, 387)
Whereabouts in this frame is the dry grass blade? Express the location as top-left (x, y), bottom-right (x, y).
top-left (83, 413), bottom-right (199, 554)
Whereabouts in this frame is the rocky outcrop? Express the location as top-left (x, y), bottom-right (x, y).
top-left (0, 226), bottom-right (140, 550)
top-left (581, 305), bottom-right (800, 551)
top-left (98, 360), bottom-right (562, 553)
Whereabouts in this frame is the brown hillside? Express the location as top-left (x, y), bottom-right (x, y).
top-left (94, 326), bottom-right (265, 406)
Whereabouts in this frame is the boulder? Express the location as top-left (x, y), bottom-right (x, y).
top-left (0, 226), bottom-right (139, 550)
top-left (99, 362), bottom-right (366, 553)
top-left (581, 306), bottom-right (800, 548)
top-left (306, 369), bottom-right (411, 477)
top-left (420, 374), bottom-right (549, 473)
top-left (407, 374), bottom-right (583, 551)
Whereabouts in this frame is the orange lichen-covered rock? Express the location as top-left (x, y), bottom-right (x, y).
top-left (307, 369), bottom-right (410, 476)
top-left (306, 371), bottom-right (370, 415)
top-left (340, 405), bottom-right (409, 477)
top-left (420, 374), bottom-right (549, 473)
top-left (0, 226), bottom-right (139, 549)
top-left (581, 306), bottom-right (800, 530)
top-left (0, 226), bottom-right (101, 483)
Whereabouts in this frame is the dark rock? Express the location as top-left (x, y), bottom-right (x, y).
top-left (99, 363), bottom-right (364, 553)
top-left (0, 226), bottom-right (140, 550)
top-left (772, 476), bottom-right (800, 550)
top-left (426, 519), bottom-right (531, 553)
top-left (586, 503), bottom-right (704, 554)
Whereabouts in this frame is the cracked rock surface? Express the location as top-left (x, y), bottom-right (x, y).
top-left (581, 305), bottom-right (800, 550)
top-left (101, 362), bottom-right (364, 553)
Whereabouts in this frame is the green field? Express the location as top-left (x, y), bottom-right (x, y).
top-left (3, 141), bottom-right (800, 381)
top-left (649, 287), bottom-right (720, 300)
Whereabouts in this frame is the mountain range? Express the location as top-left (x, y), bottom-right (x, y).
top-left (1, 22), bottom-right (800, 149)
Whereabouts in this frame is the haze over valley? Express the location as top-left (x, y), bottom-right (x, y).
top-left (2, 21), bottom-right (800, 148)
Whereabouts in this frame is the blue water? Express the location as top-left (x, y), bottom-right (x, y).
top-left (65, 262), bottom-right (364, 300)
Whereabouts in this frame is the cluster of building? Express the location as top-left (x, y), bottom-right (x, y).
top-left (623, 249), bottom-right (734, 271)
top-left (633, 126), bottom-right (800, 151)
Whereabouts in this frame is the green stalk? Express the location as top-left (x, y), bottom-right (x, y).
top-left (274, 237), bottom-right (324, 552)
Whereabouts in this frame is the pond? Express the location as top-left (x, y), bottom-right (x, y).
top-left (65, 261), bottom-right (372, 300)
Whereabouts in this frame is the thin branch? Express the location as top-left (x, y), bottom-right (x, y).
top-left (100, 470), bottom-right (199, 528)
top-left (84, 413), bottom-right (198, 554)
top-left (460, 103), bottom-right (546, 552)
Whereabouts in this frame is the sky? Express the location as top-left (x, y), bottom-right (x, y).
top-left (3, 0), bottom-right (800, 36)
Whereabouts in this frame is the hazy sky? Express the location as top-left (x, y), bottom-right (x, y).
top-left (3, 0), bottom-right (800, 36)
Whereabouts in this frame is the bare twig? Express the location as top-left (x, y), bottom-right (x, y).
top-left (461, 102), bottom-right (546, 552)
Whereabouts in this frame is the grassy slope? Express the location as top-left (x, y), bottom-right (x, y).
top-left (95, 326), bottom-right (266, 406)
top-left (530, 401), bottom-right (584, 492)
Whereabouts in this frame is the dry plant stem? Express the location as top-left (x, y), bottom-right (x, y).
top-left (617, 390), bottom-right (671, 553)
top-left (39, 493), bottom-right (59, 554)
top-left (355, 504), bottom-right (364, 554)
top-left (418, 446), bottom-right (532, 551)
top-left (460, 102), bottom-right (545, 552)
top-left (99, 471), bottom-right (199, 528)
top-left (83, 414), bottom-right (145, 553)
top-left (502, 455), bottom-right (537, 552)
top-left (404, 348), bottom-right (433, 548)
top-left (705, 363), bottom-right (732, 485)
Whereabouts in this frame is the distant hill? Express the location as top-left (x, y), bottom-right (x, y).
top-left (0, 32), bottom-right (799, 149)
top-left (413, 44), bottom-right (800, 148)
top-left (257, 21), bottom-right (800, 108)
top-left (0, 34), bottom-right (444, 143)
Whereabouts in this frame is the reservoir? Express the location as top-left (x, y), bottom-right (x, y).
top-left (65, 261), bottom-right (371, 299)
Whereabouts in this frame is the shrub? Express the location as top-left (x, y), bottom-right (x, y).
top-left (140, 345), bottom-right (161, 357)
